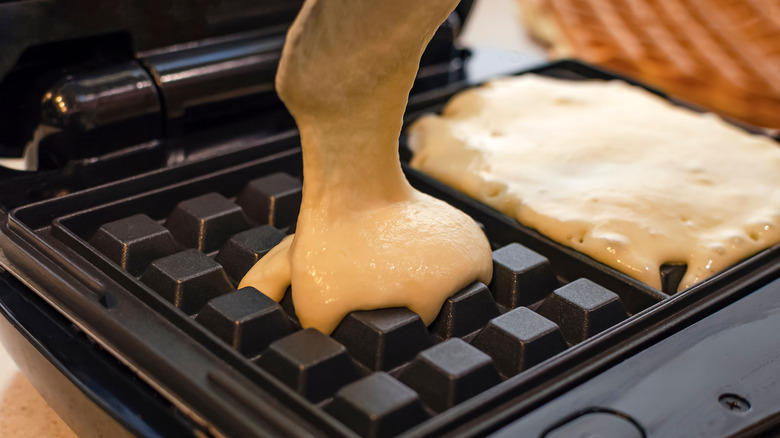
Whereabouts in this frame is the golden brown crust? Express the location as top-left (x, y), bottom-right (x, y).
top-left (518, 0), bottom-right (780, 129)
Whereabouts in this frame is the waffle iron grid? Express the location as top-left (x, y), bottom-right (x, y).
top-left (2, 61), bottom-right (779, 437)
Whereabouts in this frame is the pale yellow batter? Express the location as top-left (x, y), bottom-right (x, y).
top-left (409, 75), bottom-right (780, 292)
top-left (239, 0), bottom-right (493, 334)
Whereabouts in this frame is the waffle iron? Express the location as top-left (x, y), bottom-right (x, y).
top-left (1, 2), bottom-right (780, 437)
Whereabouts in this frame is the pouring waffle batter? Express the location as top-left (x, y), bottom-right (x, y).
top-left (239, 0), bottom-right (493, 334)
top-left (408, 74), bottom-right (780, 292)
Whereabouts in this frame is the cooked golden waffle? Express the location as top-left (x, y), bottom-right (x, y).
top-left (519, 0), bottom-right (780, 129)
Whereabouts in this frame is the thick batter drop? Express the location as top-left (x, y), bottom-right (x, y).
top-left (409, 75), bottom-right (780, 292)
top-left (239, 0), bottom-right (493, 334)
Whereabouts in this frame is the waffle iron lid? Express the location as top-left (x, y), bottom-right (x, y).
top-left (0, 0), bottom-right (476, 84)
top-left (0, 0), bottom-right (303, 81)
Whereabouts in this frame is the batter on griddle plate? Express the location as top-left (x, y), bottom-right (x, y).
top-left (239, 0), bottom-right (493, 334)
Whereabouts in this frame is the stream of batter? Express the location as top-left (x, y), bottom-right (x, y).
top-left (239, 0), bottom-right (493, 334)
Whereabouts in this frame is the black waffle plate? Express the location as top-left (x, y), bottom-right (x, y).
top-left (1, 61), bottom-right (779, 438)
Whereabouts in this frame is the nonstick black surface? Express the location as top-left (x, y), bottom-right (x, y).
top-left (2, 61), bottom-right (779, 437)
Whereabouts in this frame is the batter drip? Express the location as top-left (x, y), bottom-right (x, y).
top-left (239, 0), bottom-right (493, 334)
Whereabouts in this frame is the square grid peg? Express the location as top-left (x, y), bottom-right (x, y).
top-left (332, 308), bottom-right (433, 371)
top-left (236, 173), bottom-right (302, 229)
top-left (195, 287), bottom-right (294, 358)
top-left (536, 278), bottom-right (628, 345)
top-left (279, 288), bottom-right (302, 329)
top-left (471, 307), bottom-right (567, 378)
top-left (429, 282), bottom-right (500, 340)
top-left (165, 193), bottom-right (251, 253)
top-left (140, 249), bottom-right (233, 315)
top-left (215, 226), bottom-right (286, 282)
top-left (399, 339), bottom-right (501, 413)
top-left (660, 263), bottom-right (687, 294)
top-left (89, 214), bottom-right (178, 276)
top-left (326, 373), bottom-right (428, 438)
top-left (490, 243), bottom-right (558, 309)
top-left (256, 329), bottom-right (361, 403)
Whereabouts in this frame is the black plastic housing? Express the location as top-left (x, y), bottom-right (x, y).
top-left (0, 61), bottom-right (778, 437)
top-left (0, 4), bottom-right (468, 211)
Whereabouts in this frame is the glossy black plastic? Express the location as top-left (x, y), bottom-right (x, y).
top-left (0, 61), bottom-right (779, 438)
top-left (0, 8), bottom-right (469, 210)
top-left (493, 276), bottom-right (780, 438)
top-left (35, 61), bottom-right (163, 165)
top-left (0, 135), bottom-right (654, 436)
top-left (0, 272), bottom-right (198, 437)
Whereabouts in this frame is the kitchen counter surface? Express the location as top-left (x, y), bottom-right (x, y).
top-left (0, 344), bottom-right (77, 437)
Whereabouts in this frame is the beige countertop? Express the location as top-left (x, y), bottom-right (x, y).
top-left (0, 345), bottom-right (77, 437)
top-left (0, 0), bottom-right (541, 436)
